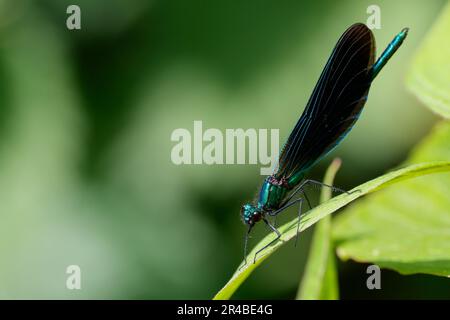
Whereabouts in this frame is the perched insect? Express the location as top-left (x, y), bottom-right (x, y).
top-left (240, 23), bottom-right (408, 264)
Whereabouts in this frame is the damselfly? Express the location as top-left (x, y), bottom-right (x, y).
top-left (240, 23), bottom-right (408, 264)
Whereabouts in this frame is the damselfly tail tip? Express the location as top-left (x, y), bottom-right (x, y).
top-left (401, 27), bottom-right (409, 36)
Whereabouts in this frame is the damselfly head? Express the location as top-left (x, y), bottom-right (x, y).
top-left (240, 203), bottom-right (262, 226)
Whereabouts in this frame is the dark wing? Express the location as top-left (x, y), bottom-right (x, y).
top-left (275, 23), bottom-right (375, 180)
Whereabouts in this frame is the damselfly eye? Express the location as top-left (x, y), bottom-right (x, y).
top-left (240, 205), bottom-right (249, 224)
top-left (240, 204), bottom-right (257, 225)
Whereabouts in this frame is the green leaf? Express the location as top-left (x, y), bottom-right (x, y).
top-left (333, 121), bottom-right (450, 277)
top-left (213, 159), bottom-right (450, 299)
top-left (297, 158), bottom-right (341, 300)
top-left (406, 2), bottom-right (450, 118)
top-left (320, 244), bottom-right (339, 299)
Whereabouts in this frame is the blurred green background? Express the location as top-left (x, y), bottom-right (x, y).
top-left (0, 0), bottom-right (448, 299)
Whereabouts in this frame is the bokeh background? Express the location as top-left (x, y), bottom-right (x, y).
top-left (0, 0), bottom-right (448, 299)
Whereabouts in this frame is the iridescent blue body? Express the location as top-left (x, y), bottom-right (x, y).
top-left (242, 172), bottom-right (305, 224)
top-left (241, 24), bottom-right (409, 231)
top-left (371, 28), bottom-right (408, 79)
